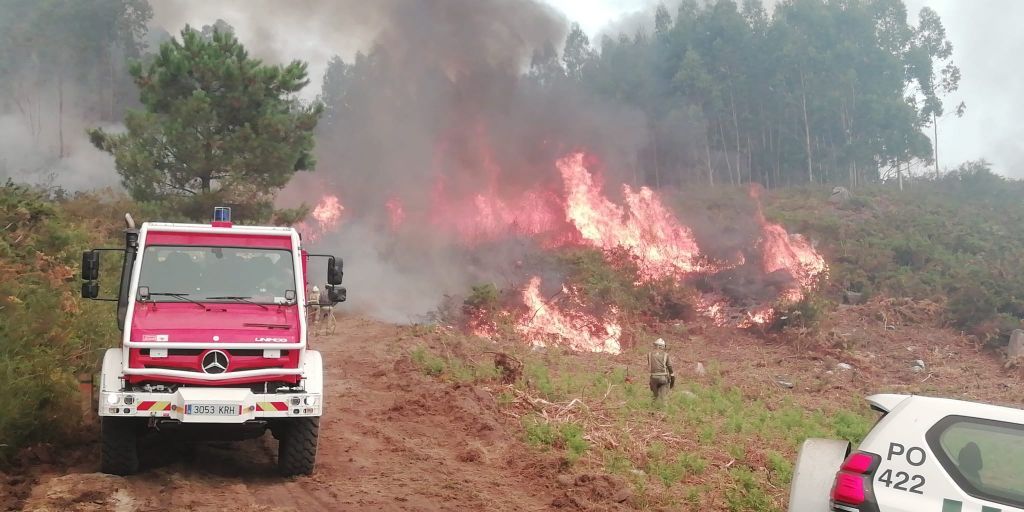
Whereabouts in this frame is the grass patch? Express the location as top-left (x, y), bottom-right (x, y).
top-left (410, 345), bottom-right (446, 376)
top-left (510, 350), bottom-right (873, 509)
top-left (523, 417), bottom-right (558, 447)
top-left (725, 467), bottom-right (778, 512)
top-left (763, 168), bottom-right (1024, 346)
top-left (767, 451), bottom-right (794, 486)
top-left (647, 445), bottom-right (708, 487)
top-left (409, 344), bottom-right (500, 383)
top-left (416, 319), bottom-right (877, 509)
top-left (523, 416), bottom-right (588, 464)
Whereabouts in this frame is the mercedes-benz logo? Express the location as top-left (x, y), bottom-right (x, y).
top-left (201, 350), bottom-right (229, 374)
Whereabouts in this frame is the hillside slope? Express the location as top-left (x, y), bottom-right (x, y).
top-left (6, 306), bottom-right (1020, 512)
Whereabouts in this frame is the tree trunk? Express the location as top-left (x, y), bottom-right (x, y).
top-left (651, 123), bottom-right (661, 188)
top-left (58, 74), bottom-right (64, 158)
top-left (729, 89), bottom-right (742, 183)
top-left (746, 134), bottom-right (753, 185)
top-left (896, 157), bottom-right (903, 192)
top-left (760, 124), bottom-right (767, 187)
top-left (933, 113), bottom-right (940, 178)
top-left (110, 47), bottom-right (117, 121)
top-left (800, 70), bottom-right (813, 183)
top-left (717, 118), bottom-right (734, 185)
top-left (704, 129), bottom-right (714, 187)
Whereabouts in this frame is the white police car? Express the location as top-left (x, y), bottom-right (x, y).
top-left (788, 394), bottom-right (1024, 512)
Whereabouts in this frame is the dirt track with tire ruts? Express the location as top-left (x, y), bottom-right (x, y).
top-left (7, 315), bottom-right (565, 512)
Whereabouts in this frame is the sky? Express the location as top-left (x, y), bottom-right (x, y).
top-left (150, 0), bottom-right (1024, 176)
top-left (547, 0), bottom-right (1024, 176)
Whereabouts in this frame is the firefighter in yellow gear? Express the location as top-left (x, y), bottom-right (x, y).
top-left (648, 338), bottom-right (674, 404)
top-left (307, 286), bottom-right (321, 334)
top-left (319, 284), bottom-right (337, 336)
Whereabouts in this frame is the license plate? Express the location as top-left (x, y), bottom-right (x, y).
top-left (185, 403), bottom-right (241, 416)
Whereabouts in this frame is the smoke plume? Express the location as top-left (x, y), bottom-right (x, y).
top-left (253, 0), bottom-right (655, 322)
top-left (0, 96), bottom-right (122, 191)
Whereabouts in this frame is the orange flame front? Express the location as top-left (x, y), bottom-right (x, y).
top-left (558, 153), bottom-right (704, 280)
top-left (429, 185), bottom-right (563, 244)
top-left (385, 197), bottom-right (405, 229)
top-left (300, 194), bottom-right (345, 243)
top-left (752, 186), bottom-right (826, 303)
top-left (515, 276), bottom-right (622, 354)
top-left (303, 152), bottom-right (828, 346)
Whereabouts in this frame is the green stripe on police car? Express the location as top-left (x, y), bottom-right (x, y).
top-left (943, 498), bottom-right (1002, 512)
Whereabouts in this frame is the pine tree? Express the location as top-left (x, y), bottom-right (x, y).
top-left (89, 26), bottom-right (323, 220)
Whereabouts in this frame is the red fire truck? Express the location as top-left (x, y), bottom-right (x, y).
top-left (81, 207), bottom-right (344, 476)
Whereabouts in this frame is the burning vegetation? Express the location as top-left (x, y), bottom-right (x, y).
top-left (301, 151), bottom-right (828, 353)
top-left (262, 0), bottom-right (835, 352)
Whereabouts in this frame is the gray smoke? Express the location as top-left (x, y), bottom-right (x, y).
top-left (248, 0), bottom-right (654, 322)
top-left (0, 95), bottom-right (122, 191)
top-left (902, 0), bottom-right (1024, 176)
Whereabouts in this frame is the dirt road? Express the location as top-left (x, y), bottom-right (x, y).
top-left (15, 316), bottom-right (561, 512)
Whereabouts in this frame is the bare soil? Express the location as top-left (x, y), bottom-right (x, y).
top-left (5, 301), bottom-right (1021, 511)
top-left (8, 315), bottom-right (571, 512)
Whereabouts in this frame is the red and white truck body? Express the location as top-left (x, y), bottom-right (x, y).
top-left (83, 209), bottom-right (343, 475)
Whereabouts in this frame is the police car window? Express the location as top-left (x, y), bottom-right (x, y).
top-left (931, 417), bottom-right (1024, 508)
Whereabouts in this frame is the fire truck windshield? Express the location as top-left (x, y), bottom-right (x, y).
top-left (138, 246), bottom-right (296, 304)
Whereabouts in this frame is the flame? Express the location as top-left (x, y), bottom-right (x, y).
top-left (751, 186), bottom-right (827, 303)
top-left (430, 186), bottom-right (564, 244)
top-left (558, 153), bottom-right (705, 280)
top-left (300, 194), bottom-right (345, 243)
top-left (469, 310), bottom-right (510, 339)
top-left (741, 306), bottom-right (775, 327)
top-left (386, 197), bottom-right (406, 229)
top-left (696, 295), bottom-right (730, 327)
top-left (313, 195), bottom-right (344, 227)
top-left (299, 152), bottom-right (828, 340)
top-left (515, 276), bottom-right (622, 354)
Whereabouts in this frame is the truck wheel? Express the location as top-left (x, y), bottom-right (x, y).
top-left (278, 417), bottom-right (319, 476)
top-left (787, 438), bottom-right (850, 512)
top-left (101, 416), bottom-right (140, 475)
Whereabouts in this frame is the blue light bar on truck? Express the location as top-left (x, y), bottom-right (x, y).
top-left (213, 207), bottom-right (231, 222)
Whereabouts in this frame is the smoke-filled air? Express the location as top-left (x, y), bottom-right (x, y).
top-left (10, 0), bottom-right (1024, 510)
top-left (259, 0), bottom-right (826, 346)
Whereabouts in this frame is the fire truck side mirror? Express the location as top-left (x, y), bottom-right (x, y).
top-left (82, 281), bottom-right (99, 299)
top-left (328, 286), bottom-right (346, 304)
top-left (82, 251), bottom-right (100, 281)
top-left (327, 256), bottom-right (344, 285)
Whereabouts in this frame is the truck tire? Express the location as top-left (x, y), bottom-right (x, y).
top-left (278, 417), bottom-right (319, 476)
top-left (101, 416), bottom-right (140, 475)
top-left (787, 438), bottom-right (850, 512)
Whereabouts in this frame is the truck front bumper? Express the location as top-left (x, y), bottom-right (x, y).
top-left (99, 387), bottom-right (322, 423)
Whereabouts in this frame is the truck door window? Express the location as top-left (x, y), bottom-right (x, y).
top-left (926, 415), bottom-right (1024, 508)
top-left (138, 246), bottom-right (295, 304)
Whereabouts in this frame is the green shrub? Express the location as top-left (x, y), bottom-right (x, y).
top-left (775, 292), bottom-right (832, 332)
top-left (767, 451), bottom-right (793, 485)
top-left (0, 183), bottom-right (121, 464)
top-left (763, 173), bottom-right (1024, 346)
top-left (559, 422), bottom-right (589, 463)
top-left (410, 346), bottom-right (446, 376)
top-left (463, 283), bottom-right (500, 312)
top-left (649, 450), bottom-right (709, 487)
top-left (725, 467), bottom-right (777, 512)
top-left (523, 417), bottom-right (558, 447)
top-left (556, 248), bottom-right (698, 327)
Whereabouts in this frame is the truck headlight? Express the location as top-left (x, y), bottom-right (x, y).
top-left (303, 396), bottom-right (319, 406)
top-left (105, 393), bottom-right (119, 405)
